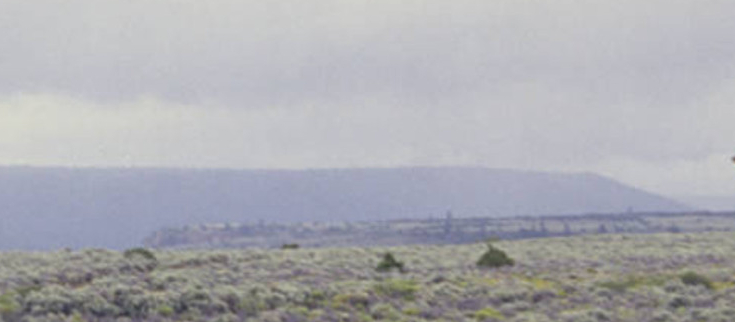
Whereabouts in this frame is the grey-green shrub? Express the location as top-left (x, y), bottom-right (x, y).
top-left (110, 285), bottom-right (158, 318)
top-left (123, 248), bottom-right (156, 262)
top-left (123, 248), bottom-right (158, 271)
top-left (374, 279), bottom-right (419, 301)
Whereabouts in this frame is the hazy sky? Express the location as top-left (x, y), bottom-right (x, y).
top-left (1, 0), bottom-right (734, 197)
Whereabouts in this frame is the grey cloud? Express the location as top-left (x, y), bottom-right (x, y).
top-left (1, 0), bottom-right (734, 107)
top-left (1, 0), bottom-right (735, 196)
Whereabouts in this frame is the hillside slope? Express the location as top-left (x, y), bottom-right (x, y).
top-left (0, 166), bottom-right (688, 250)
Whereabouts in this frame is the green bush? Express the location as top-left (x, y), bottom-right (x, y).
top-left (281, 243), bottom-right (300, 250)
top-left (680, 271), bottom-right (713, 289)
top-left (376, 252), bottom-right (405, 273)
top-left (477, 243), bottom-right (514, 268)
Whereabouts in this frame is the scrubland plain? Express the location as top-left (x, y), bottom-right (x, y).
top-left (2, 232), bottom-right (735, 322)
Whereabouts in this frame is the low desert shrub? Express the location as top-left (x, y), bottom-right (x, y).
top-left (156, 305), bottom-right (175, 317)
top-left (598, 280), bottom-right (637, 293)
top-left (598, 275), bottom-right (668, 293)
top-left (80, 292), bottom-right (118, 317)
top-left (477, 243), bottom-right (514, 268)
top-left (238, 296), bottom-right (267, 317)
top-left (331, 292), bottom-right (370, 311)
top-left (370, 303), bottom-right (401, 320)
top-left (474, 307), bottom-right (504, 321)
top-left (23, 285), bottom-right (82, 316)
top-left (302, 290), bottom-right (327, 309)
top-left (668, 295), bottom-right (691, 309)
top-left (110, 285), bottom-right (158, 318)
top-left (680, 271), bottom-right (713, 290)
top-left (374, 279), bottom-right (419, 301)
top-left (123, 248), bottom-right (157, 262)
top-left (14, 285), bottom-right (42, 298)
top-left (123, 248), bottom-right (158, 271)
top-left (176, 287), bottom-right (228, 315)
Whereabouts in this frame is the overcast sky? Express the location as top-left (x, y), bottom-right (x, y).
top-left (1, 0), bottom-right (734, 197)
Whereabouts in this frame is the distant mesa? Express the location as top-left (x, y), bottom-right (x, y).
top-left (0, 166), bottom-right (689, 250)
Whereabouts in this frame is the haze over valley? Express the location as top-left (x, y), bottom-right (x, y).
top-left (0, 166), bottom-right (690, 250)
